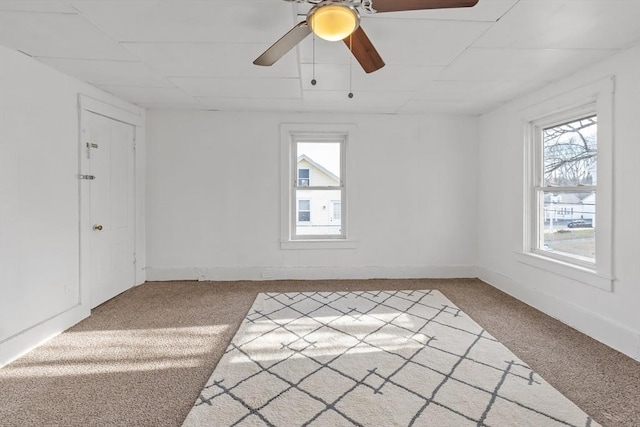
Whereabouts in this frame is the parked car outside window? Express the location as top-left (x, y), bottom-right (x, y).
top-left (567, 220), bottom-right (592, 228)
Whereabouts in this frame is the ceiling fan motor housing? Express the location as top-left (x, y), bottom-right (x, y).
top-left (307, 2), bottom-right (361, 41)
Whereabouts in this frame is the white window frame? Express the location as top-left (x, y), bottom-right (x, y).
top-left (519, 77), bottom-right (615, 291)
top-left (531, 105), bottom-right (597, 266)
top-left (280, 123), bottom-right (357, 249)
top-left (292, 136), bottom-right (345, 239)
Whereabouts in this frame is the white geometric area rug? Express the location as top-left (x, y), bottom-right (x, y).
top-left (183, 290), bottom-right (599, 427)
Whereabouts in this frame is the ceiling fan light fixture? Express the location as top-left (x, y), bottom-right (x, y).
top-left (308, 3), bottom-right (360, 42)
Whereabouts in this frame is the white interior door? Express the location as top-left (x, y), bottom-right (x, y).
top-left (84, 112), bottom-right (135, 308)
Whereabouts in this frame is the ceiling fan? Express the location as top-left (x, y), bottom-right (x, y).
top-left (254, 0), bottom-right (479, 74)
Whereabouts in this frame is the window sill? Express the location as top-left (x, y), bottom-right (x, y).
top-left (515, 251), bottom-right (613, 291)
top-left (281, 239), bottom-right (358, 250)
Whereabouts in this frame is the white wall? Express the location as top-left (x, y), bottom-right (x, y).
top-left (0, 46), bottom-right (146, 366)
top-left (146, 112), bottom-right (478, 281)
top-left (477, 45), bottom-right (640, 360)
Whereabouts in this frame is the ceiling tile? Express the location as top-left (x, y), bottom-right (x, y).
top-left (301, 64), bottom-right (350, 91)
top-left (361, 0), bottom-right (518, 22)
top-left (1, 0), bottom-right (634, 116)
top-left (298, 36), bottom-right (353, 65)
top-left (324, 17), bottom-right (492, 66)
top-left (301, 64), bottom-right (443, 91)
top-left (198, 97), bottom-right (304, 112)
top-left (438, 47), bottom-right (618, 82)
top-left (303, 90), bottom-right (414, 112)
top-left (137, 102), bottom-right (205, 111)
top-left (413, 80), bottom-right (548, 102)
top-left (97, 85), bottom-right (198, 105)
top-left (0, 11), bottom-right (134, 59)
top-left (298, 18), bottom-right (492, 66)
top-left (398, 100), bottom-right (505, 115)
top-left (475, 0), bottom-right (640, 49)
top-left (0, 1), bottom-right (76, 13)
top-left (37, 58), bottom-right (173, 87)
top-left (170, 77), bottom-right (302, 98)
top-left (122, 42), bottom-right (299, 78)
top-left (71, 0), bottom-right (296, 43)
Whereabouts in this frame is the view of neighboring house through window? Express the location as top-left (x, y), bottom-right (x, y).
top-left (294, 140), bottom-right (344, 238)
top-left (536, 113), bottom-right (597, 264)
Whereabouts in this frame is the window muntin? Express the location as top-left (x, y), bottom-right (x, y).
top-left (292, 139), bottom-right (345, 239)
top-left (533, 111), bottom-right (597, 265)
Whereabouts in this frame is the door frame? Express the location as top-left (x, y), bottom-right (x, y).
top-left (78, 95), bottom-right (143, 309)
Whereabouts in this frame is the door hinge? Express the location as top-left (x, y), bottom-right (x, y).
top-left (79, 174), bottom-right (96, 180)
top-left (86, 142), bottom-right (98, 159)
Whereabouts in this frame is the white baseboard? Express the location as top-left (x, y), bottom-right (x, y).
top-left (0, 304), bottom-right (90, 367)
top-left (478, 266), bottom-right (640, 361)
top-left (145, 265), bottom-right (478, 282)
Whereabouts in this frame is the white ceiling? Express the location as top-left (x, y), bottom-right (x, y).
top-left (1, 0), bottom-right (639, 115)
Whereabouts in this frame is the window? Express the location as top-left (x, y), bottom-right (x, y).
top-left (298, 168), bottom-right (310, 187)
top-left (535, 113), bottom-right (597, 265)
top-left (520, 77), bottom-right (614, 291)
top-left (280, 124), bottom-right (356, 248)
top-left (293, 141), bottom-right (343, 238)
top-left (298, 199), bottom-right (310, 222)
top-left (331, 201), bottom-right (341, 221)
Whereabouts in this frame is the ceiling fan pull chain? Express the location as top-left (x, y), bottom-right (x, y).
top-left (348, 34), bottom-right (354, 98)
top-left (311, 33), bottom-right (317, 86)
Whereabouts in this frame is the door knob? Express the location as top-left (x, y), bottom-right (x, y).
top-left (93, 224), bottom-right (103, 231)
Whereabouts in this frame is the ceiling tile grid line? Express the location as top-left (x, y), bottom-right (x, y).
top-left (396, 8), bottom-right (501, 113)
top-left (67, 0), bottom-right (201, 102)
top-left (0, 0), bottom-right (200, 105)
top-left (0, 0), bottom-right (638, 115)
top-left (0, 9), bottom-right (77, 15)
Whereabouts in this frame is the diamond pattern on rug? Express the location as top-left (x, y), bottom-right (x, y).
top-left (183, 290), bottom-right (600, 427)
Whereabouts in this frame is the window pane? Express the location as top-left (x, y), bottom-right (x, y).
top-left (543, 115), bottom-right (597, 187)
top-left (297, 142), bottom-right (340, 185)
top-left (540, 190), bottom-right (595, 262)
top-left (332, 201), bottom-right (341, 220)
top-left (298, 211), bottom-right (310, 222)
top-left (296, 190), bottom-right (342, 236)
top-left (298, 200), bottom-right (310, 210)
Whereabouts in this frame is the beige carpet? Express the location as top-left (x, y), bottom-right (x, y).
top-left (184, 290), bottom-right (600, 426)
top-left (0, 279), bottom-right (638, 426)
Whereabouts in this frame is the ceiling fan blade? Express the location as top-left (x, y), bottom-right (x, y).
top-left (370, 0), bottom-right (478, 13)
top-left (254, 21), bottom-right (311, 66)
top-left (343, 26), bottom-right (385, 74)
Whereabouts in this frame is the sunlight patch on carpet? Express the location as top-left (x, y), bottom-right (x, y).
top-left (1, 326), bottom-right (227, 378)
top-left (183, 290), bottom-right (599, 426)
